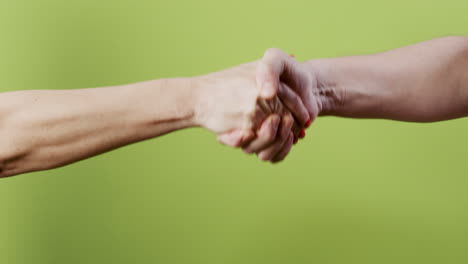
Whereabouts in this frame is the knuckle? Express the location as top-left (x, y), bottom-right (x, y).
top-left (258, 152), bottom-right (271, 161)
top-left (243, 147), bottom-right (254, 154)
top-left (265, 48), bottom-right (282, 59)
top-left (283, 113), bottom-right (293, 125)
top-left (232, 138), bottom-right (244, 148)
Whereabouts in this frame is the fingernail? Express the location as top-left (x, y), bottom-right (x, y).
top-left (305, 119), bottom-right (311, 128)
top-left (299, 129), bottom-right (306, 139)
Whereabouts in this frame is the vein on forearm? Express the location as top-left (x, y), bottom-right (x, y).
top-left (0, 78), bottom-right (196, 177)
top-left (306, 36), bottom-right (468, 122)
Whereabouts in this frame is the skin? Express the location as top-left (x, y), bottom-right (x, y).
top-left (319, 36), bottom-right (467, 121)
top-left (0, 57), bottom-right (308, 178)
top-left (242, 36), bottom-right (468, 159)
top-left (225, 48), bottom-right (338, 159)
top-left (307, 36), bottom-right (468, 121)
top-left (1, 36), bottom-right (467, 177)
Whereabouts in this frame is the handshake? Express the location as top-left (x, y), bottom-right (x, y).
top-left (192, 48), bottom-right (340, 163)
top-left (1, 37), bottom-right (466, 177)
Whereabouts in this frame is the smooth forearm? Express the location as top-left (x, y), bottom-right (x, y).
top-left (0, 78), bottom-right (197, 177)
top-left (305, 36), bottom-right (468, 121)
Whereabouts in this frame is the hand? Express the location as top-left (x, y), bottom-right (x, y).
top-left (256, 48), bottom-right (320, 127)
top-left (192, 60), bottom-right (308, 162)
top-left (211, 48), bottom-right (320, 163)
top-left (239, 48), bottom-right (317, 161)
top-left (239, 48), bottom-right (345, 161)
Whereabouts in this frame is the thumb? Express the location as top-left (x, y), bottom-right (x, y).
top-left (256, 60), bottom-right (280, 99)
top-left (256, 48), bottom-right (293, 99)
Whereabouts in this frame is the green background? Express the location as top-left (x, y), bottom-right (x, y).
top-left (1, 0), bottom-right (467, 263)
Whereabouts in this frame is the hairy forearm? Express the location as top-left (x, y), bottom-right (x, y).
top-left (0, 78), bottom-right (197, 177)
top-left (306, 36), bottom-right (468, 121)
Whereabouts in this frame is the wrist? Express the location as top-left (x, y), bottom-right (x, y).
top-left (189, 75), bottom-right (210, 129)
top-left (128, 77), bottom-right (200, 131)
top-left (302, 59), bottom-right (347, 116)
top-left (165, 77), bottom-right (200, 128)
top-left (303, 56), bottom-right (387, 118)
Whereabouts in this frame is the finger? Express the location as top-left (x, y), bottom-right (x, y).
top-left (256, 48), bottom-right (294, 99)
top-left (272, 132), bottom-right (294, 163)
top-left (278, 82), bottom-right (310, 126)
top-left (217, 129), bottom-right (255, 148)
top-left (242, 114), bottom-right (281, 154)
top-left (298, 128), bottom-right (306, 139)
top-left (292, 120), bottom-right (302, 144)
top-left (257, 113), bottom-right (294, 161)
top-left (258, 48), bottom-right (319, 118)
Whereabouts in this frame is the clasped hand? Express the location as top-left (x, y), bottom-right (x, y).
top-left (192, 48), bottom-right (322, 162)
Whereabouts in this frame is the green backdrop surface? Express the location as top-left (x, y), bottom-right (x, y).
top-left (1, 0), bottom-right (467, 263)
